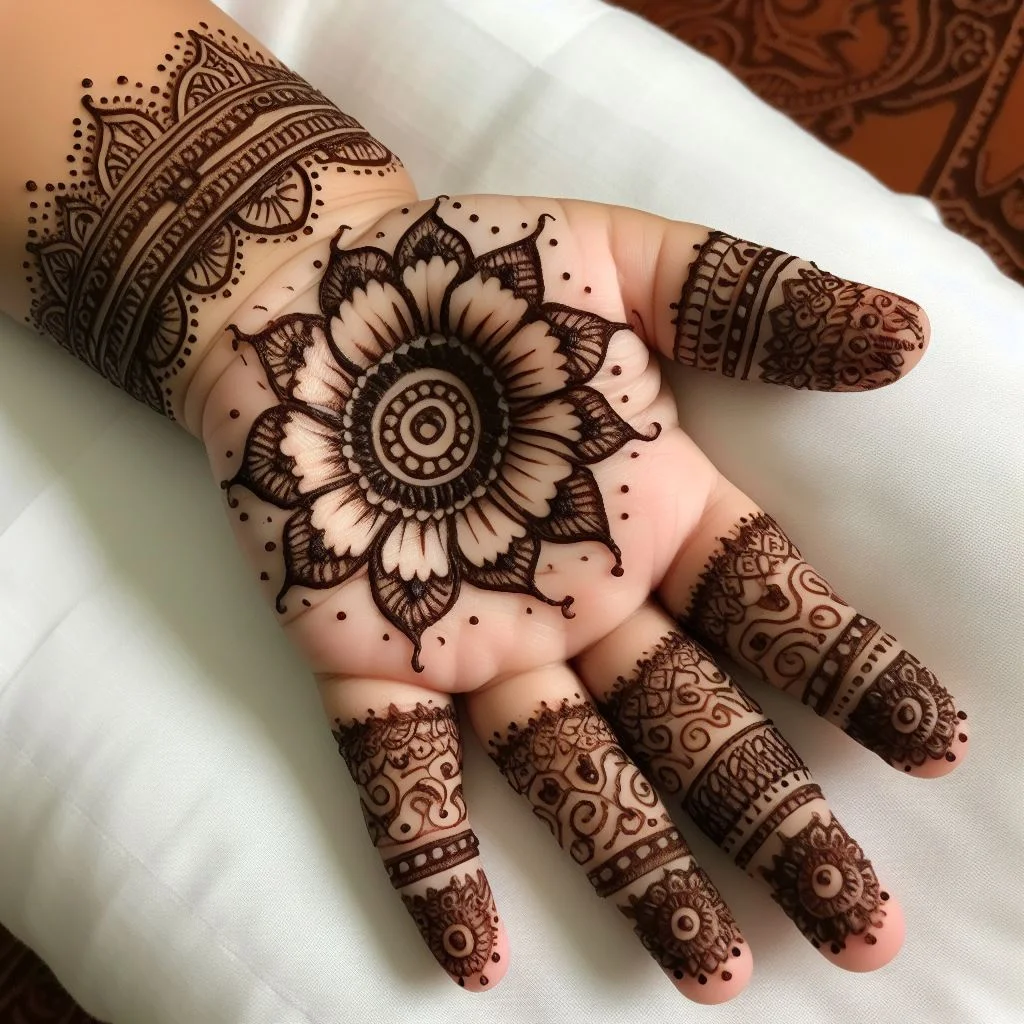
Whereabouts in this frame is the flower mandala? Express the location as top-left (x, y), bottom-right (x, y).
top-left (761, 813), bottom-right (885, 949)
top-left (228, 199), bottom-right (655, 669)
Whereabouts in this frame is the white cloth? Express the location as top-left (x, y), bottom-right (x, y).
top-left (1, 1), bottom-right (1021, 1022)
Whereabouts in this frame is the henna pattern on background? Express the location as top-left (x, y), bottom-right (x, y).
top-left (600, 633), bottom-right (822, 865)
top-left (672, 232), bottom-right (924, 391)
top-left (333, 703), bottom-right (500, 984)
top-left (488, 697), bottom-right (740, 982)
top-left (402, 870), bottom-right (497, 982)
top-left (682, 513), bottom-right (962, 769)
top-left (23, 26), bottom-right (397, 418)
top-left (760, 814), bottom-right (887, 952)
top-left (228, 199), bottom-right (656, 668)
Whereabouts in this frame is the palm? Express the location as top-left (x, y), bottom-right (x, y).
top-left (221, 194), bottom-right (711, 688)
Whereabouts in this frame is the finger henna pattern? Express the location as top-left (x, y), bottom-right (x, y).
top-left (671, 232), bottom-right (926, 391)
top-left (333, 703), bottom-right (500, 986)
top-left (228, 199), bottom-right (657, 668)
top-left (682, 513), bottom-right (964, 771)
top-left (488, 698), bottom-right (741, 985)
top-left (601, 633), bottom-right (888, 953)
top-left (22, 26), bottom-right (398, 419)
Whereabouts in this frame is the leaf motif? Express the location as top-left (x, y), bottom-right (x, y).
top-left (460, 534), bottom-right (541, 594)
top-left (145, 287), bottom-right (188, 367)
top-left (182, 223), bottom-right (236, 292)
top-left (532, 466), bottom-right (615, 550)
top-left (369, 530), bottom-right (460, 672)
top-left (319, 133), bottom-right (394, 166)
top-left (175, 31), bottom-right (253, 119)
top-left (395, 205), bottom-right (472, 275)
top-left (319, 246), bottom-right (395, 315)
top-left (278, 506), bottom-right (367, 608)
top-left (542, 304), bottom-right (627, 385)
top-left (84, 98), bottom-right (162, 197)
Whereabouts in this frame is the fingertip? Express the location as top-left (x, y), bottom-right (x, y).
top-left (818, 888), bottom-right (905, 973)
top-left (900, 714), bottom-right (970, 778)
top-left (894, 295), bottom-right (930, 381)
top-left (670, 937), bottom-right (753, 1004)
top-left (455, 919), bottom-right (509, 993)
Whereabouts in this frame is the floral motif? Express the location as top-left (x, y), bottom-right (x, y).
top-left (622, 866), bottom-right (737, 979)
top-left (229, 199), bottom-right (655, 668)
top-left (760, 813), bottom-right (885, 949)
top-left (402, 870), bottom-right (496, 979)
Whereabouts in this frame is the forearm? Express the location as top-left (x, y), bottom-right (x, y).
top-left (0, 0), bottom-right (418, 433)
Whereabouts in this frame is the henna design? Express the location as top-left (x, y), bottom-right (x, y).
top-left (623, 866), bottom-right (738, 981)
top-left (488, 698), bottom-right (669, 872)
top-left (683, 513), bottom-right (962, 769)
top-left (672, 232), bottom-right (924, 391)
top-left (332, 702), bottom-right (465, 847)
top-left (23, 26), bottom-right (398, 419)
top-left (402, 870), bottom-right (496, 981)
top-left (385, 829), bottom-right (479, 889)
top-left (600, 633), bottom-right (822, 866)
top-left (229, 199), bottom-right (656, 668)
top-left (760, 814), bottom-right (886, 951)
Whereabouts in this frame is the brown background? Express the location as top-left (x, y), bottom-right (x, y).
top-left (2, 4), bottom-right (1022, 1024)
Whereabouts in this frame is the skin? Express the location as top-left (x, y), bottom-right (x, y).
top-left (0, 0), bottom-right (967, 1004)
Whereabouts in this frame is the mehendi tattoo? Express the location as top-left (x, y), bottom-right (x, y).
top-left (488, 697), bottom-right (740, 983)
top-left (682, 513), bottom-right (963, 770)
top-left (402, 870), bottom-right (497, 982)
top-left (600, 633), bottom-right (822, 864)
top-left (23, 26), bottom-right (398, 418)
top-left (333, 703), bottom-right (500, 985)
top-left (331, 702), bottom-right (465, 846)
top-left (760, 814), bottom-right (887, 952)
top-left (671, 232), bottom-right (925, 390)
top-left (601, 632), bottom-right (886, 952)
top-left (228, 199), bottom-right (657, 668)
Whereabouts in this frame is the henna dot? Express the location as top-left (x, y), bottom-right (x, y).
top-left (229, 409), bottom-right (240, 419)
top-left (630, 451), bottom-right (640, 459)
top-left (526, 607), bottom-right (533, 615)
top-left (239, 513), bottom-right (249, 522)
top-left (673, 970), bottom-right (684, 980)
top-left (81, 78), bottom-right (93, 88)
top-left (647, 817), bottom-right (658, 827)
top-left (620, 485), bottom-right (629, 493)
top-left (336, 611), bottom-right (347, 621)
top-left (401, 207), bottom-right (409, 214)
top-left (620, 513), bottom-right (629, 520)
top-left (957, 710), bottom-right (968, 720)
top-left (865, 933), bottom-right (878, 945)
top-left (469, 214), bottom-right (479, 223)
top-left (438, 637), bottom-right (446, 645)
top-left (880, 891), bottom-right (890, 901)
top-left (722, 970), bottom-right (733, 981)
top-left (491, 952), bottom-right (500, 963)
top-left (490, 226), bottom-right (499, 234)
top-left (562, 272), bottom-right (571, 281)
top-left (620, 395), bottom-right (629, 403)
top-left (376, 232), bottom-right (385, 239)
top-left (383, 633), bottom-right (390, 641)
top-left (580, 555), bottom-right (589, 562)
top-left (904, 765), bottom-right (912, 772)
top-left (584, 285), bottom-right (592, 294)
top-left (457, 979), bottom-right (465, 988)
top-left (480, 977), bottom-right (489, 986)
top-left (698, 975), bottom-right (708, 985)
top-left (731, 947), bottom-right (741, 957)
top-left (452, 201), bottom-right (462, 209)
top-left (265, 541), bottom-right (276, 552)
top-left (945, 751), bottom-right (956, 762)
top-left (830, 943), bottom-right (841, 954)
top-left (25, 180), bottom-right (38, 192)
top-left (313, 260), bottom-right (323, 269)
top-left (225, 450), bottom-right (233, 458)
top-left (469, 616), bottom-right (479, 625)
top-left (259, 572), bottom-right (269, 581)
top-left (610, 365), bottom-right (622, 376)
top-left (610, 566), bottom-right (624, 577)
top-left (958, 732), bottom-right (968, 743)
top-left (301, 598), bottom-right (311, 607)
top-left (400, 823), bottom-right (410, 833)
top-left (549, 238), bottom-right (558, 246)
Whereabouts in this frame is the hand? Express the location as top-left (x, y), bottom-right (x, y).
top-left (198, 193), bottom-right (968, 1002)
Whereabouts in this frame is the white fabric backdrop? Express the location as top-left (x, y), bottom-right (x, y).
top-left (0, 1), bottom-right (1021, 1021)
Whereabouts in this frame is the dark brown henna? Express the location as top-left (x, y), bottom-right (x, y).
top-left (760, 814), bottom-right (886, 952)
top-left (672, 232), bottom-right (925, 391)
top-left (333, 703), bottom-right (499, 984)
top-left (600, 634), bottom-right (822, 864)
top-left (682, 513), bottom-right (962, 769)
top-left (488, 697), bottom-right (740, 982)
top-left (229, 199), bottom-right (657, 669)
top-left (601, 632), bottom-right (886, 951)
top-left (22, 27), bottom-right (399, 419)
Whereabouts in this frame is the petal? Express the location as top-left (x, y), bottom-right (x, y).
top-left (542, 303), bottom-right (628, 385)
top-left (279, 506), bottom-right (366, 603)
top-left (445, 272), bottom-right (529, 354)
top-left (330, 280), bottom-right (417, 371)
top-left (532, 465), bottom-right (616, 550)
top-left (395, 204), bottom-right (472, 273)
top-left (229, 405), bottom-right (306, 506)
top-left (498, 319), bottom-right (567, 398)
top-left (513, 396), bottom-right (581, 444)
top-left (320, 245), bottom-right (395, 314)
top-left (278, 408), bottom-right (349, 494)
top-left (402, 256), bottom-right (460, 334)
top-left (370, 533), bottom-right (460, 672)
top-left (235, 314), bottom-right (354, 413)
top-left (473, 218), bottom-right (547, 304)
top-left (380, 515), bottom-right (452, 581)
top-left (309, 482), bottom-right (391, 558)
top-left (554, 387), bottom-right (650, 464)
top-left (460, 533), bottom-right (542, 594)
top-left (455, 496), bottom-right (527, 567)
top-left (494, 441), bottom-right (574, 520)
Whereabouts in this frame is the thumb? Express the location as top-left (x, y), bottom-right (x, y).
top-left (594, 202), bottom-right (930, 392)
